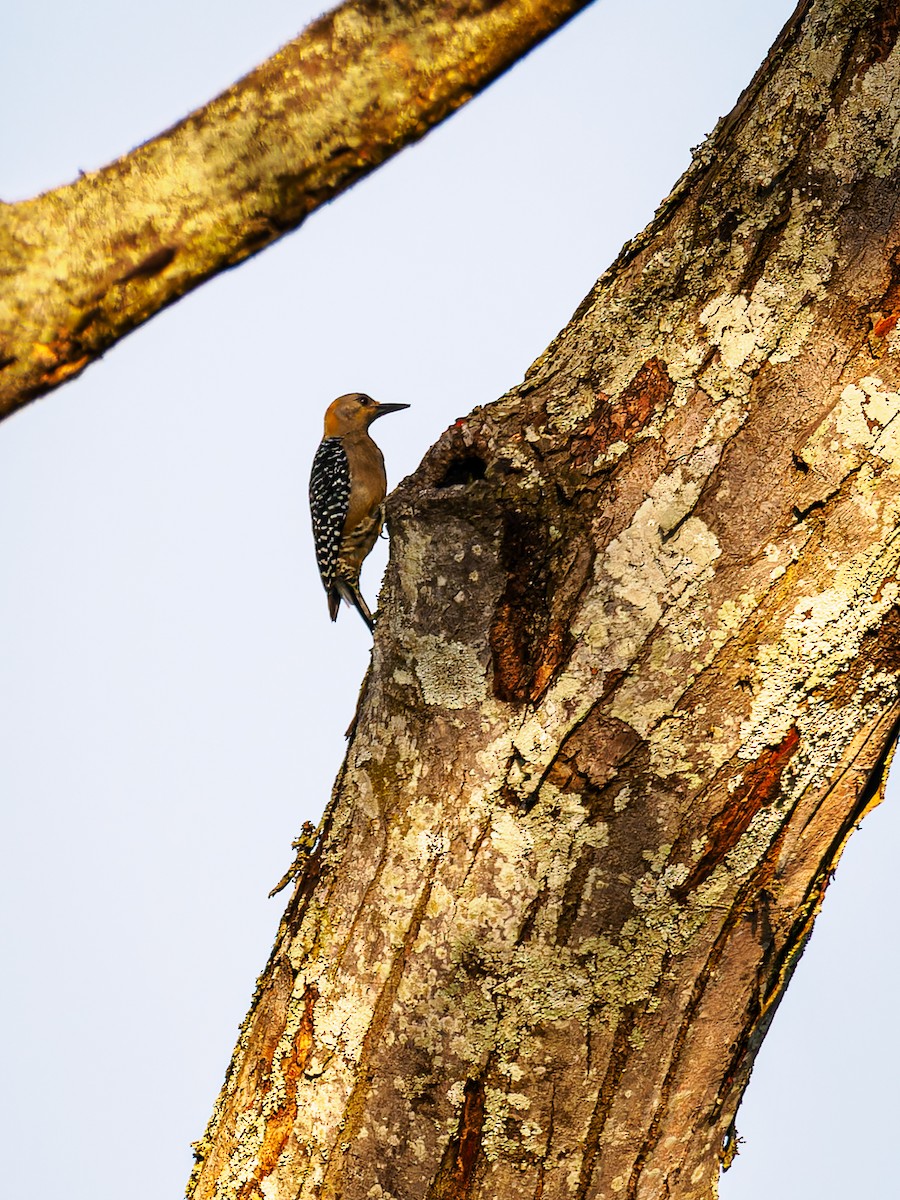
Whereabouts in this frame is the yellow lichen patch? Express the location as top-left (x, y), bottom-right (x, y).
top-left (800, 375), bottom-right (900, 483)
top-left (647, 717), bottom-right (701, 781)
top-left (479, 1085), bottom-right (534, 1161)
top-left (699, 188), bottom-right (834, 383)
top-left (819, 57), bottom-right (900, 183)
top-left (700, 292), bottom-right (775, 372)
top-left (714, 593), bottom-right (759, 643)
top-left (700, 280), bottom-right (815, 375)
top-left (741, 540), bottom-right (900, 761)
top-left (601, 508), bottom-right (720, 727)
top-left (411, 634), bottom-right (487, 708)
top-left (603, 472), bottom-right (718, 609)
top-left (31, 342), bottom-right (58, 366)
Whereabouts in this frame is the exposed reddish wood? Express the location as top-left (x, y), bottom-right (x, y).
top-left (245, 986), bottom-right (318, 1193)
top-left (426, 1077), bottom-right (487, 1200)
top-left (489, 508), bottom-right (575, 704)
top-left (867, 0), bottom-right (900, 64)
top-left (677, 727), bottom-right (801, 898)
top-left (608, 357), bottom-right (675, 443)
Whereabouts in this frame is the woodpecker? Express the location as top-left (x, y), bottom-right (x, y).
top-left (309, 393), bottom-right (409, 630)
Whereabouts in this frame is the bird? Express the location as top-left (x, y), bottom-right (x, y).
top-left (309, 393), bottom-right (409, 631)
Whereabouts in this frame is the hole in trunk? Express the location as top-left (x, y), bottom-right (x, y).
top-left (437, 455), bottom-right (487, 487)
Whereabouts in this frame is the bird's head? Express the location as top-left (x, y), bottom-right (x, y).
top-left (324, 393), bottom-right (410, 437)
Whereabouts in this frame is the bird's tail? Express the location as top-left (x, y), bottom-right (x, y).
top-left (331, 579), bottom-right (375, 632)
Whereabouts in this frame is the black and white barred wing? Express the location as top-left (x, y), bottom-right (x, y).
top-left (309, 437), bottom-right (350, 589)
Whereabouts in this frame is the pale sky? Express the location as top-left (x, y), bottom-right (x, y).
top-left (1, 2), bottom-right (897, 1197)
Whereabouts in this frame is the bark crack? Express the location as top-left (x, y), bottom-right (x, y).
top-left (321, 860), bottom-right (439, 1187)
top-left (425, 1067), bottom-right (490, 1200)
top-left (533, 1081), bottom-right (556, 1200)
top-left (574, 1015), bottom-right (637, 1200)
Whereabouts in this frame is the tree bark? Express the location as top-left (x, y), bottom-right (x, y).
top-left (186, 1), bottom-right (900, 1197)
top-left (0, 0), bottom-right (593, 422)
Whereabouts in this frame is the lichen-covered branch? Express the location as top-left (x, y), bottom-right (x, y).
top-left (189, 2), bottom-right (900, 1198)
top-left (0, 0), bottom-right (593, 421)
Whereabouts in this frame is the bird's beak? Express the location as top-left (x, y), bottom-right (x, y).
top-left (371, 402), bottom-right (410, 422)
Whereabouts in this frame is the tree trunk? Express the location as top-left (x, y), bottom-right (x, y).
top-left (188, 1), bottom-right (900, 1195)
top-left (187, 1), bottom-right (900, 1195)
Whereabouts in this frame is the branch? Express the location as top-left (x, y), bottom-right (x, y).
top-left (0, 0), bottom-right (592, 420)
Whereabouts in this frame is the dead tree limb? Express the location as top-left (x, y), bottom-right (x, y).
top-left (0, 0), bottom-right (592, 420)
